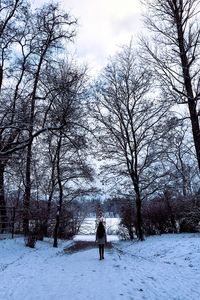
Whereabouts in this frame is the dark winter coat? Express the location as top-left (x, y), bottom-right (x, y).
top-left (96, 231), bottom-right (107, 244)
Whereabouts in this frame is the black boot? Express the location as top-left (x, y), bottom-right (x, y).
top-left (102, 245), bottom-right (104, 259)
top-left (99, 245), bottom-right (102, 260)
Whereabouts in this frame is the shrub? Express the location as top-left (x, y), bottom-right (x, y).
top-left (24, 231), bottom-right (37, 248)
top-left (118, 199), bottom-right (136, 240)
top-left (179, 211), bottom-right (200, 233)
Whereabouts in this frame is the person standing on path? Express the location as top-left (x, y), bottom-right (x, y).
top-left (96, 221), bottom-right (107, 260)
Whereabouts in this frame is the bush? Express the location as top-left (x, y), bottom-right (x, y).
top-left (118, 199), bottom-right (136, 240)
top-left (24, 231), bottom-right (37, 248)
top-left (179, 212), bottom-right (200, 233)
top-left (36, 223), bottom-right (46, 241)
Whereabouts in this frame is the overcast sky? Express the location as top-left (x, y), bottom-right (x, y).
top-left (32, 0), bottom-right (145, 73)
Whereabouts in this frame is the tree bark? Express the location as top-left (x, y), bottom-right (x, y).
top-left (22, 32), bottom-right (47, 234)
top-left (135, 195), bottom-right (144, 241)
top-left (164, 190), bottom-right (177, 233)
top-left (175, 13), bottom-right (200, 171)
top-left (132, 176), bottom-right (144, 241)
top-left (53, 135), bottom-right (63, 247)
top-left (43, 189), bottom-right (54, 236)
top-left (23, 143), bottom-right (32, 234)
top-left (0, 162), bottom-right (6, 233)
top-left (53, 209), bottom-right (60, 248)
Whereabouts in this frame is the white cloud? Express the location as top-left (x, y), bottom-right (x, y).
top-left (31, 0), bottom-right (144, 72)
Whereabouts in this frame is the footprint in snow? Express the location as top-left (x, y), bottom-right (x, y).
top-left (147, 276), bottom-right (156, 281)
top-left (189, 264), bottom-right (193, 268)
top-left (123, 283), bottom-right (127, 286)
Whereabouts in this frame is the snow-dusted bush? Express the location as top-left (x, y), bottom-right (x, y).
top-left (179, 209), bottom-right (200, 233)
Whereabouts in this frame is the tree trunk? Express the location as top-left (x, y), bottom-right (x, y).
top-left (132, 177), bottom-right (144, 241)
top-left (43, 191), bottom-right (54, 236)
top-left (0, 162), bottom-right (6, 233)
top-left (53, 135), bottom-right (63, 247)
top-left (53, 209), bottom-right (60, 247)
top-left (22, 40), bottom-right (44, 235)
top-left (0, 64), bottom-right (3, 91)
top-left (164, 190), bottom-right (177, 233)
top-left (23, 143), bottom-right (32, 234)
top-left (175, 13), bottom-right (200, 171)
top-left (135, 194), bottom-right (144, 241)
top-left (187, 101), bottom-right (200, 170)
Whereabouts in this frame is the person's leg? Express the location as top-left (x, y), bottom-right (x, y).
top-left (102, 244), bottom-right (104, 259)
top-left (98, 245), bottom-right (102, 260)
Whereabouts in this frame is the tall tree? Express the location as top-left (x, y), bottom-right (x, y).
top-left (161, 123), bottom-right (199, 196)
top-left (22, 3), bottom-right (77, 233)
top-left (141, 0), bottom-right (200, 170)
top-left (32, 60), bottom-right (92, 242)
top-left (92, 44), bottom-right (170, 240)
top-left (0, 0), bottom-right (78, 232)
top-left (0, 0), bottom-right (25, 231)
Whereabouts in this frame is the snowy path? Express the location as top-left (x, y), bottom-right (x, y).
top-left (0, 234), bottom-right (200, 300)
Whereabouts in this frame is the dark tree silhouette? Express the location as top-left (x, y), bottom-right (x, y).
top-left (141, 0), bottom-right (200, 170)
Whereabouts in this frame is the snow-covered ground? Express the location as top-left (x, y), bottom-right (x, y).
top-left (0, 233), bottom-right (200, 300)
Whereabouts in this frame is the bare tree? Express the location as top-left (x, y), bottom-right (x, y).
top-left (0, 0), bottom-right (26, 231)
top-left (141, 0), bottom-right (200, 170)
top-left (0, 0), bottom-right (78, 233)
top-left (21, 3), bottom-right (78, 233)
top-left (92, 44), bottom-right (170, 240)
top-left (31, 61), bottom-right (93, 245)
top-left (160, 123), bottom-right (200, 196)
